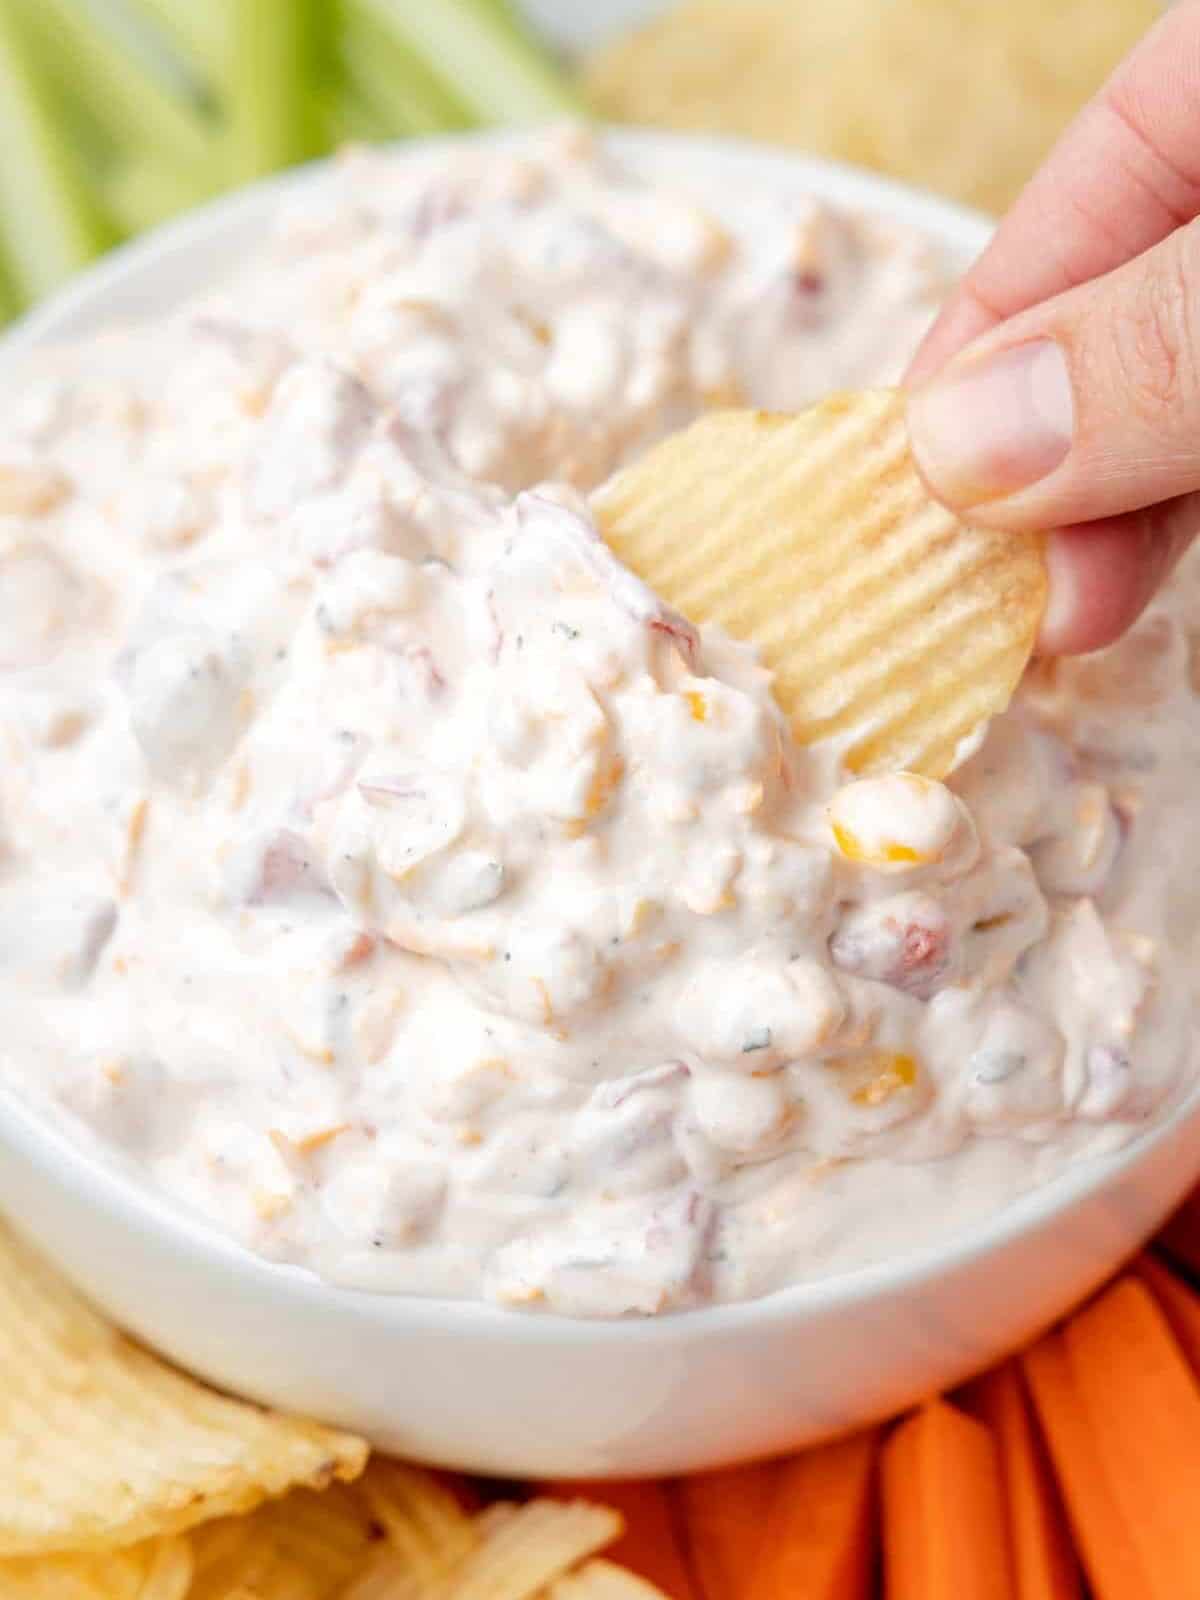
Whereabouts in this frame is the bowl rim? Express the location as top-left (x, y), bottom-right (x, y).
top-left (3, 124), bottom-right (999, 352)
top-left (2, 124), bottom-right (1197, 1343)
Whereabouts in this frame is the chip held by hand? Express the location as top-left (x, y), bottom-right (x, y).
top-left (595, 389), bottom-right (1046, 779)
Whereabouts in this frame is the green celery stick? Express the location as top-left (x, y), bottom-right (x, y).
top-left (101, 157), bottom-right (219, 236)
top-left (325, 86), bottom-right (395, 148)
top-left (340, 0), bottom-right (475, 132)
top-left (351, 0), bottom-right (582, 125)
top-left (123, 0), bottom-right (228, 82)
top-left (0, 246), bottom-right (20, 325)
top-left (0, 2), bottom-right (110, 302)
top-left (459, 0), bottom-right (523, 34)
top-left (12, 0), bottom-right (218, 178)
top-left (227, 0), bottom-right (327, 180)
top-left (339, 17), bottom-right (460, 138)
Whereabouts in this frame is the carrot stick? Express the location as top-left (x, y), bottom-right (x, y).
top-left (743, 1431), bottom-right (878, 1600)
top-left (674, 1461), bottom-right (779, 1600)
top-left (880, 1412), bottom-right (927, 1600)
top-left (881, 1399), bottom-right (1014, 1600)
top-left (1021, 1331), bottom-right (1145, 1600)
top-left (1132, 1251), bottom-right (1200, 1374)
top-left (961, 1363), bottom-right (1081, 1600)
top-left (1061, 1275), bottom-right (1200, 1595)
top-left (1157, 1185), bottom-right (1200, 1281)
top-left (546, 1480), bottom-right (697, 1600)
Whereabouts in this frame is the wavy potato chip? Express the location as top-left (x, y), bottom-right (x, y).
top-left (344, 1500), bottom-right (622, 1600)
top-left (339, 1548), bottom-right (428, 1600)
top-left (0, 1223), bottom-right (367, 1556)
top-left (187, 1483), bottom-right (384, 1600)
top-left (596, 390), bottom-right (1045, 779)
top-left (0, 1535), bottom-right (192, 1599)
top-left (432, 1500), bottom-right (622, 1600)
top-left (355, 1460), bottom-right (478, 1581)
top-left (582, 0), bottom-right (1158, 215)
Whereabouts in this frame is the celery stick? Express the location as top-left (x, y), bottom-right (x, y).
top-left (340, 19), bottom-right (460, 138)
top-left (0, 246), bottom-right (20, 324)
top-left (101, 158), bottom-right (218, 237)
top-left (11, 0), bottom-right (218, 178)
top-left (351, 0), bottom-right (582, 125)
top-left (92, 0), bottom-right (209, 103)
top-left (0, 3), bottom-right (110, 301)
top-left (123, 0), bottom-right (228, 83)
top-left (227, 0), bottom-right (324, 180)
top-left (460, 0), bottom-right (523, 33)
top-left (340, 0), bottom-right (475, 132)
top-left (326, 87), bottom-right (395, 149)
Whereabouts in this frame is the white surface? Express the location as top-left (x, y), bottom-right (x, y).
top-left (1, 129), bottom-right (1197, 1477)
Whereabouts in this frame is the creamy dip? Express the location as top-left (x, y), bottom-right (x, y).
top-left (0, 130), bottom-right (1194, 1316)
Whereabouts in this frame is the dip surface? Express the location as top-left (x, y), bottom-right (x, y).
top-left (0, 131), bottom-right (1194, 1316)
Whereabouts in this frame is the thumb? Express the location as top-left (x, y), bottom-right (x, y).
top-left (906, 216), bottom-right (1200, 533)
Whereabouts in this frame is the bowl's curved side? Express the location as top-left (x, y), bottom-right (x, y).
top-left (0, 128), bottom-right (1196, 1477)
top-left (2, 1076), bottom-right (1198, 1477)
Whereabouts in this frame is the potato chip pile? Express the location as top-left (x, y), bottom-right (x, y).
top-left (0, 1226), bottom-right (366, 1558)
top-left (0, 1220), bottom-right (632, 1600)
top-left (582, 0), bottom-right (1160, 215)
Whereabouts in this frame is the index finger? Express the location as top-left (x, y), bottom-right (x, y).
top-left (907, 0), bottom-right (1200, 382)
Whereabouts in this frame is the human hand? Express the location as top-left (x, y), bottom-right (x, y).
top-left (905, 0), bottom-right (1200, 653)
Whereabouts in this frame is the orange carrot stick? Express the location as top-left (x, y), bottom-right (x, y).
top-left (743, 1431), bottom-right (878, 1600)
top-left (1062, 1276), bottom-right (1200, 1595)
top-left (881, 1399), bottom-right (1014, 1600)
top-left (674, 1461), bottom-right (779, 1600)
top-left (961, 1363), bottom-right (1080, 1600)
top-left (545, 1479), bottom-right (697, 1600)
top-left (1133, 1250), bottom-right (1200, 1374)
top-left (1157, 1184), bottom-right (1200, 1280)
top-left (1021, 1331), bottom-right (1145, 1600)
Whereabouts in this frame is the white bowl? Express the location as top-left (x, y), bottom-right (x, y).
top-left (2, 130), bottom-right (1198, 1480)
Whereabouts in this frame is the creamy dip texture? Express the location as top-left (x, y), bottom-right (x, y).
top-left (0, 130), bottom-right (1195, 1316)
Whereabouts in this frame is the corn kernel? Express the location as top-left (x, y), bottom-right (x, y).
top-left (681, 886), bottom-right (735, 915)
top-left (252, 1187), bottom-right (293, 1221)
top-left (280, 1022), bottom-right (335, 1067)
top-left (831, 822), bottom-right (926, 865)
top-left (270, 1122), bottom-right (349, 1156)
top-left (585, 754), bottom-right (625, 819)
top-left (829, 773), bottom-right (966, 871)
top-left (843, 1051), bottom-right (919, 1107)
top-left (622, 897), bottom-right (660, 938)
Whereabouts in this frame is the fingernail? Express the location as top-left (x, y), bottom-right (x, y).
top-left (1036, 530), bottom-right (1081, 653)
top-left (907, 338), bottom-right (1075, 507)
